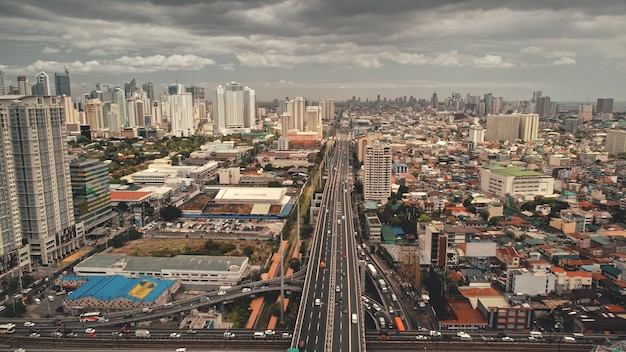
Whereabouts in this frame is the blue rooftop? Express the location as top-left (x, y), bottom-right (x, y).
top-left (64, 275), bottom-right (176, 303)
top-left (391, 227), bottom-right (405, 235)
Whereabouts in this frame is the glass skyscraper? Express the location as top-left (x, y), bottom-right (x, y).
top-left (54, 68), bottom-right (72, 96)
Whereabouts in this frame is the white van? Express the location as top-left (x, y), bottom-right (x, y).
top-left (529, 331), bottom-right (543, 337)
top-left (563, 336), bottom-right (576, 343)
top-left (351, 314), bottom-right (357, 324)
top-left (254, 331), bottom-right (266, 338)
top-left (391, 293), bottom-right (397, 302)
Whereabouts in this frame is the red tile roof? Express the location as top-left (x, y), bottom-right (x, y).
top-left (110, 191), bottom-right (152, 202)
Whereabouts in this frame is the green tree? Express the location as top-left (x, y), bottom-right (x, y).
top-left (479, 210), bottom-right (490, 221)
top-left (160, 205), bottom-right (182, 221)
top-left (418, 214), bottom-right (432, 223)
top-left (243, 245), bottom-right (255, 257)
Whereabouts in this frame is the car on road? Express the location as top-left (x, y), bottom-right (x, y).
top-left (264, 330), bottom-right (275, 335)
top-left (185, 329), bottom-right (197, 334)
top-left (176, 349), bottom-right (187, 352)
top-left (314, 298), bottom-right (321, 306)
top-left (24, 322), bottom-right (35, 327)
top-left (224, 331), bottom-right (235, 338)
top-left (217, 290), bottom-right (226, 296)
top-left (388, 306), bottom-right (394, 314)
top-left (282, 332), bottom-right (292, 339)
top-left (85, 328), bottom-right (96, 334)
top-left (416, 335), bottom-right (428, 340)
top-left (241, 287), bottom-right (251, 293)
top-left (170, 332), bottom-right (181, 338)
top-left (429, 330), bottom-right (442, 337)
top-left (502, 336), bottom-right (514, 342)
top-left (29, 332), bottom-right (40, 337)
top-left (335, 286), bottom-right (340, 292)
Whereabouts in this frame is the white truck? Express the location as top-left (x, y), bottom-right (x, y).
top-left (135, 329), bottom-right (150, 337)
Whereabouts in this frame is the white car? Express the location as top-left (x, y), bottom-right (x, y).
top-left (502, 336), bottom-right (514, 342)
top-left (416, 335), bottom-right (428, 340)
top-left (429, 330), bottom-right (442, 337)
top-left (176, 349), bottom-right (187, 352)
top-left (85, 328), bottom-right (96, 334)
top-left (170, 332), bottom-right (181, 338)
top-left (241, 288), bottom-right (251, 293)
top-left (217, 290), bottom-right (226, 296)
top-left (265, 329), bottom-right (275, 335)
top-left (24, 321), bottom-right (35, 327)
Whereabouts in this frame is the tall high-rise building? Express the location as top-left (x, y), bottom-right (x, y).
top-left (486, 113), bottom-right (539, 142)
top-left (84, 99), bottom-right (105, 130)
top-left (168, 85), bottom-right (194, 137)
top-left (142, 82), bottom-right (155, 101)
top-left (319, 99), bottom-right (331, 121)
top-left (17, 76), bottom-right (31, 95)
top-left (0, 96), bottom-right (80, 265)
top-left (32, 71), bottom-right (51, 96)
top-left (280, 113), bottom-right (294, 137)
top-left (54, 68), bottom-right (72, 96)
top-left (596, 98), bottom-right (614, 114)
top-left (483, 93), bottom-right (493, 115)
top-left (364, 141), bottom-right (392, 202)
top-left (186, 86), bottom-right (205, 102)
top-left (305, 106), bottom-right (322, 138)
top-left (537, 96), bottom-right (551, 117)
top-left (213, 82), bottom-right (256, 135)
top-left (168, 84), bottom-right (183, 95)
top-left (124, 78), bottom-right (137, 98)
top-left (70, 159), bottom-right (113, 235)
top-left (288, 97), bottom-right (306, 131)
top-left (0, 70), bottom-right (5, 95)
top-left (605, 129), bottom-right (626, 154)
top-left (112, 88), bottom-right (127, 127)
top-left (469, 124), bottom-right (485, 147)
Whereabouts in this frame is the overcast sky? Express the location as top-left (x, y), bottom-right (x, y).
top-left (1, 0), bottom-right (625, 102)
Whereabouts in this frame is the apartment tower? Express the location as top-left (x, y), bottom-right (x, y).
top-left (364, 141), bottom-right (392, 202)
top-left (0, 96), bottom-right (80, 266)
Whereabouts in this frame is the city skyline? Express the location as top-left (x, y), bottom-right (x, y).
top-left (1, 1), bottom-right (626, 101)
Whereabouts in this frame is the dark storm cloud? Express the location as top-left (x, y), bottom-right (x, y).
top-left (1, 0), bottom-right (626, 100)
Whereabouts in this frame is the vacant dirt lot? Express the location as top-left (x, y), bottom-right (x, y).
top-left (109, 237), bottom-right (274, 265)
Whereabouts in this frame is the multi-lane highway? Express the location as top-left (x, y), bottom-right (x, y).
top-left (293, 132), bottom-right (363, 352)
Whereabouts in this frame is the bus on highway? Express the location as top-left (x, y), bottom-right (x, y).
top-left (79, 311), bottom-right (105, 322)
top-left (394, 317), bottom-right (405, 331)
top-left (0, 323), bottom-right (16, 334)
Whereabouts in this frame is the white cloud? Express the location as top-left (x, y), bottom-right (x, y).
top-left (219, 63), bottom-right (236, 71)
top-left (473, 55), bottom-right (513, 68)
top-left (41, 46), bottom-right (60, 54)
top-left (11, 55), bottom-right (215, 75)
top-left (553, 57), bottom-right (576, 65)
